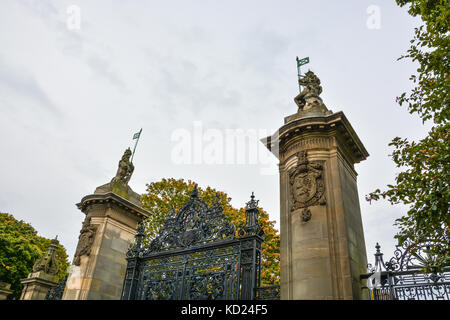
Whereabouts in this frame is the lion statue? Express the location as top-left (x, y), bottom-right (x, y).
top-left (111, 148), bottom-right (134, 186)
top-left (294, 71), bottom-right (324, 111)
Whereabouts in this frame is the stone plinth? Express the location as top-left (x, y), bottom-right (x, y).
top-left (262, 111), bottom-right (369, 300)
top-left (0, 282), bottom-right (14, 300)
top-left (20, 272), bottom-right (58, 300)
top-left (62, 188), bottom-right (149, 300)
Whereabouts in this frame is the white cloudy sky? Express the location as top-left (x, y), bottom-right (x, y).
top-left (0, 0), bottom-right (429, 265)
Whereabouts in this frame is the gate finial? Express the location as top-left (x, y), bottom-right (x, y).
top-left (191, 184), bottom-right (199, 198)
top-left (240, 193), bottom-right (264, 238)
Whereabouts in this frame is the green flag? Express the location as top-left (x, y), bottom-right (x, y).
top-left (131, 129), bottom-right (142, 163)
top-left (297, 57), bottom-right (310, 67)
top-left (133, 130), bottom-right (141, 140)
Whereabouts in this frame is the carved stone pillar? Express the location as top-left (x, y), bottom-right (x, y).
top-left (262, 72), bottom-right (369, 300)
top-left (20, 273), bottom-right (58, 300)
top-left (20, 238), bottom-right (60, 300)
top-left (62, 149), bottom-right (149, 300)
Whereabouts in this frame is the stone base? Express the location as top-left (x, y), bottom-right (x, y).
top-left (0, 282), bottom-right (13, 300)
top-left (284, 105), bottom-right (333, 124)
top-left (20, 272), bottom-right (58, 300)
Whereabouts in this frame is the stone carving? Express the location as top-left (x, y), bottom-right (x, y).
top-left (301, 208), bottom-right (312, 222)
top-left (111, 148), bottom-right (134, 186)
top-left (32, 237), bottom-right (59, 275)
top-left (294, 71), bottom-right (325, 111)
top-left (289, 150), bottom-right (326, 212)
top-left (73, 217), bottom-right (97, 266)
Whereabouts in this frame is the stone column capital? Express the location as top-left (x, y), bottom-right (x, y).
top-left (261, 111), bottom-right (369, 166)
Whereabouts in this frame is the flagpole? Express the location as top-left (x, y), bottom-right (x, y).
top-left (296, 56), bottom-right (310, 93)
top-left (131, 128), bottom-right (142, 164)
top-left (296, 56), bottom-right (302, 93)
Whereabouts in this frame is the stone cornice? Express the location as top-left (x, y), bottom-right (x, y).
top-left (261, 111), bottom-right (369, 164)
top-left (21, 275), bottom-right (58, 287)
top-left (76, 192), bottom-right (150, 219)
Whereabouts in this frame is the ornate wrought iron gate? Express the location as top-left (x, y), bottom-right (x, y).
top-left (121, 187), bottom-right (267, 300)
top-left (361, 242), bottom-right (450, 300)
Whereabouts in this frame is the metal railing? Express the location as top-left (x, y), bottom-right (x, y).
top-left (361, 242), bottom-right (450, 300)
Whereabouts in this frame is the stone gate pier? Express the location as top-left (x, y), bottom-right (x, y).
top-left (20, 237), bottom-right (60, 300)
top-left (262, 71), bottom-right (369, 299)
top-left (62, 148), bottom-right (149, 300)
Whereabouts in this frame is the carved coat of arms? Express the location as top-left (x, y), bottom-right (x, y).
top-left (73, 216), bottom-right (97, 266)
top-left (289, 151), bottom-right (326, 212)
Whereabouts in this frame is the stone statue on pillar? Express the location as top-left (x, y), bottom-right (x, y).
top-left (111, 148), bottom-right (134, 186)
top-left (290, 70), bottom-right (333, 121)
top-left (294, 71), bottom-right (323, 110)
top-left (92, 148), bottom-right (141, 204)
top-left (32, 237), bottom-right (60, 275)
top-left (20, 237), bottom-right (60, 300)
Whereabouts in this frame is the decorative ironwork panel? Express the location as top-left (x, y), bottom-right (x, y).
top-left (391, 274), bottom-right (450, 300)
top-left (122, 187), bottom-right (267, 300)
top-left (144, 188), bottom-right (236, 254)
top-left (136, 245), bottom-right (241, 300)
top-left (255, 285), bottom-right (281, 300)
top-left (362, 241), bottom-right (450, 300)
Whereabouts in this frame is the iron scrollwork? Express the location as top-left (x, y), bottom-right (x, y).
top-left (384, 239), bottom-right (442, 272)
top-left (189, 271), bottom-right (226, 300)
top-left (141, 186), bottom-right (236, 255)
top-left (255, 285), bottom-right (281, 300)
top-left (363, 241), bottom-right (450, 300)
top-left (122, 188), bottom-right (269, 300)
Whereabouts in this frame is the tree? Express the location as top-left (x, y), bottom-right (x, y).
top-left (140, 178), bottom-right (280, 285)
top-left (0, 213), bottom-right (70, 299)
top-left (368, 0), bottom-right (449, 272)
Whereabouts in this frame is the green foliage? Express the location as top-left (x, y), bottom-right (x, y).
top-left (140, 178), bottom-right (280, 285)
top-left (0, 213), bottom-right (70, 299)
top-left (395, 0), bottom-right (449, 124)
top-left (368, 0), bottom-right (449, 272)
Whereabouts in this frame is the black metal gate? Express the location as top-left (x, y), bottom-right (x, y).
top-left (45, 274), bottom-right (68, 300)
top-left (361, 241), bottom-right (450, 300)
top-left (121, 187), bottom-right (267, 300)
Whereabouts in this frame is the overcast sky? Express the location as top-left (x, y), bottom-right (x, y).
top-left (0, 0), bottom-right (429, 266)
